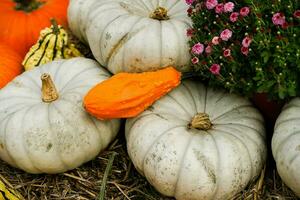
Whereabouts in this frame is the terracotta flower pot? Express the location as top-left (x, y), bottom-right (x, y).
top-left (251, 93), bottom-right (285, 130)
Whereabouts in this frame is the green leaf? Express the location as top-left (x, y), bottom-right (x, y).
top-left (261, 51), bottom-right (270, 63)
top-left (278, 86), bottom-right (286, 99)
top-left (287, 85), bottom-right (296, 97)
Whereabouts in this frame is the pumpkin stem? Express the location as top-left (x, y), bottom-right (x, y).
top-left (188, 113), bottom-right (212, 130)
top-left (14, 0), bottom-right (45, 12)
top-left (41, 73), bottom-right (59, 102)
top-left (50, 18), bottom-right (60, 35)
top-left (150, 7), bottom-right (169, 20)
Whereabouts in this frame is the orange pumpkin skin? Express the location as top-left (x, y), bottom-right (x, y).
top-left (0, 0), bottom-right (69, 57)
top-left (0, 44), bottom-right (23, 89)
top-left (84, 67), bottom-right (182, 119)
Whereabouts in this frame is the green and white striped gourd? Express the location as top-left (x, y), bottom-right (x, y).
top-left (22, 19), bottom-right (82, 71)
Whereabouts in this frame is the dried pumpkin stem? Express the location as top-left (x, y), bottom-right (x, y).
top-left (188, 113), bottom-right (212, 130)
top-left (14, 0), bottom-right (45, 12)
top-left (150, 7), bottom-right (169, 20)
top-left (41, 73), bottom-right (59, 102)
top-left (50, 18), bottom-right (60, 35)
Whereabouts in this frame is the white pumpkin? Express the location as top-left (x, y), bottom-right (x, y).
top-left (68, 0), bottom-right (191, 74)
top-left (272, 98), bottom-right (300, 197)
top-left (0, 58), bottom-right (120, 174)
top-left (126, 80), bottom-right (266, 200)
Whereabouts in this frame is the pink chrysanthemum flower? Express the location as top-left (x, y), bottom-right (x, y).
top-left (230, 12), bottom-right (239, 22)
top-left (224, 2), bottom-right (234, 13)
top-left (210, 64), bottom-right (221, 75)
top-left (220, 29), bottom-right (232, 41)
top-left (205, 0), bottom-right (218, 10)
top-left (192, 43), bottom-right (204, 54)
top-left (272, 12), bottom-right (286, 25)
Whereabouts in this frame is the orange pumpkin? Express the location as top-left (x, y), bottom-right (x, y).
top-left (84, 67), bottom-right (182, 119)
top-left (0, 44), bottom-right (23, 89)
top-left (0, 0), bottom-right (69, 57)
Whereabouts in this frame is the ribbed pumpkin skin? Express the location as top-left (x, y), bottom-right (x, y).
top-left (0, 0), bottom-right (69, 57)
top-left (126, 81), bottom-right (266, 200)
top-left (0, 58), bottom-right (120, 174)
top-left (0, 44), bottom-right (22, 89)
top-left (68, 0), bottom-right (191, 74)
top-left (272, 98), bottom-right (300, 197)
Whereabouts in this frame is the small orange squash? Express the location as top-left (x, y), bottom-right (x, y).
top-left (0, 44), bottom-right (22, 89)
top-left (84, 67), bottom-right (181, 119)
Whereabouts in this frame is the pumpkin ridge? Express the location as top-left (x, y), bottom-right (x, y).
top-left (96, 12), bottom-right (131, 65)
top-left (181, 82), bottom-right (198, 112)
top-left (212, 128), bottom-right (255, 180)
top-left (166, 0), bottom-right (182, 13)
top-left (7, 78), bottom-right (41, 95)
top-left (48, 60), bottom-right (66, 85)
top-left (0, 96), bottom-right (39, 102)
top-left (130, 0), bottom-right (150, 12)
top-left (19, 74), bottom-right (41, 93)
top-left (211, 104), bottom-right (254, 122)
top-left (126, 113), bottom-right (185, 137)
top-left (49, 102), bottom-right (80, 169)
top-left (58, 67), bottom-right (96, 94)
top-left (159, 20), bottom-right (162, 68)
top-left (19, 104), bottom-right (43, 173)
top-left (107, 22), bottom-right (145, 69)
top-left (274, 117), bottom-right (300, 127)
top-left (288, 153), bottom-right (300, 168)
top-left (52, 99), bottom-right (103, 165)
top-left (120, 16), bottom-right (142, 73)
top-left (221, 129), bottom-right (262, 191)
top-left (173, 134), bottom-right (195, 197)
top-left (1, 116), bottom-right (18, 167)
top-left (141, 125), bottom-right (185, 172)
top-left (47, 103), bottom-right (69, 170)
top-left (0, 103), bottom-right (33, 122)
top-left (213, 126), bottom-right (262, 150)
top-left (50, 102), bottom-right (89, 167)
top-left (208, 133), bottom-right (239, 198)
top-left (89, 117), bottom-right (106, 150)
top-left (274, 131), bottom-right (300, 159)
top-left (165, 94), bottom-right (192, 117)
top-left (167, 20), bottom-right (182, 66)
top-left (215, 116), bottom-right (265, 133)
top-left (207, 133), bottom-right (220, 200)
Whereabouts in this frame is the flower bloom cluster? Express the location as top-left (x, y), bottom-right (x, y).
top-left (189, 1), bottom-right (253, 75)
top-left (186, 0), bottom-right (300, 99)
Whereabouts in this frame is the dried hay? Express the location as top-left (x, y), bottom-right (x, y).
top-left (0, 133), bottom-right (298, 200)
